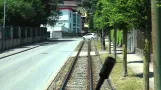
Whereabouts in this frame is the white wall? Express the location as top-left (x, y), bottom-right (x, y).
top-left (56, 9), bottom-right (74, 32)
top-left (46, 8), bottom-right (82, 33)
top-left (59, 10), bottom-right (69, 20)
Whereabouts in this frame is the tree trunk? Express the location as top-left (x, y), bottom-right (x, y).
top-left (143, 0), bottom-right (151, 89)
top-left (102, 29), bottom-right (105, 50)
top-left (100, 30), bottom-right (102, 47)
top-left (122, 29), bottom-right (128, 77)
top-left (151, 0), bottom-right (161, 89)
top-left (113, 27), bottom-right (117, 59)
top-left (108, 30), bottom-right (111, 54)
top-left (143, 30), bottom-right (150, 90)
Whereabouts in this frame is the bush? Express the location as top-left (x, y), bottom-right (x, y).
top-left (110, 29), bottom-right (123, 46)
top-left (0, 0), bottom-right (58, 27)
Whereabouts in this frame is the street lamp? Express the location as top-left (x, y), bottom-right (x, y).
top-left (3, 0), bottom-right (6, 29)
top-left (2, 0), bottom-right (6, 50)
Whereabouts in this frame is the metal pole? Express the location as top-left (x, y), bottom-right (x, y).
top-left (76, 12), bottom-right (78, 33)
top-left (2, 0), bottom-right (6, 51)
top-left (3, 0), bottom-right (6, 29)
top-left (151, 0), bottom-right (161, 90)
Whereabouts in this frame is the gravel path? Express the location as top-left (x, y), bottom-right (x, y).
top-left (65, 57), bottom-right (89, 90)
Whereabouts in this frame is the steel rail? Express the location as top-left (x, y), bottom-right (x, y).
top-left (60, 41), bottom-right (84, 90)
top-left (88, 40), bottom-right (93, 90)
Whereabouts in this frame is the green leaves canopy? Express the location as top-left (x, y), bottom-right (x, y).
top-left (93, 0), bottom-right (148, 30)
top-left (0, 0), bottom-right (58, 27)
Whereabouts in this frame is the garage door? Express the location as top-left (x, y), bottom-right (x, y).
top-left (52, 31), bottom-right (62, 38)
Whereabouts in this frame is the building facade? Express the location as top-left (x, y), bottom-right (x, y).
top-left (44, 8), bottom-right (82, 38)
top-left (56, 8), bottom-right (82, 33)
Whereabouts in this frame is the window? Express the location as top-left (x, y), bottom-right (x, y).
top-left (59, 12), bottom-right (63, 16)
top-left (70, 23), bottom-right (71, 28)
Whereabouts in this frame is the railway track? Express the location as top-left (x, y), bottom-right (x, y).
top-left (47, 40), bottom-right (114, 90)
top-left (60, 40), bottom-right (92, 90)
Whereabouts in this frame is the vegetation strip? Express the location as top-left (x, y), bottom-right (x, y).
top-left (101, 54), bottom-right (144, 90)
top-left (93, 40), bottom-right (115, 90)
top-left (94, 39), bottom-right (144, 90)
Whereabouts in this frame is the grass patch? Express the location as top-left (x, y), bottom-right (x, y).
top-left (74, 41), bottom-right (82, 51)
top-left (94, 39), bottom-right (102, 51)
top-left (100, 54), bottom-right (143, 90)
top-left (95, 39), bottom-right (143, 90)
top-left (94, 39), bottom-right (108, 51)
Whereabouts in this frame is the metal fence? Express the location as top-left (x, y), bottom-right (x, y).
top-left (0, 26), bottom-right (47, 51)
top-left (62, 32), bottom-right (82, 38)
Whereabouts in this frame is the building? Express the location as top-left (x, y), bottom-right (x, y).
top-left (45, 7), bottom-right (82, 38)
top-left (57, 8), bottom-right (82, 33)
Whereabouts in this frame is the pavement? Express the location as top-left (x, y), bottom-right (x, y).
top-left (105, 41), bottom-right (154, 90)
top-left (0, 38), bottom-right (82, 90)
top-left (0, 44), bottom-right (39, 59)
top-left (71, 51), bottom-right (97, 57)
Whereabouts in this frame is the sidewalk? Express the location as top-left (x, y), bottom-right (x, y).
top-left (0, 43), bottom-right (40, 59)
top-left (105, 41), bottom-right (154, 90)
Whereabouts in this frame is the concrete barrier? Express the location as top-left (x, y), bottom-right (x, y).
top-left (0, 36), bottom-right (47, 51)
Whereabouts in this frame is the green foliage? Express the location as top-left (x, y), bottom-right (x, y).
top-left (93, 0), bottom-right (149, 31)
top-left (110, 29), bottom-right (114, 41)
top-left (0, 0), bottom-right (58, 27)
top-left (110, 29), bottom-right (123, 45)
top-left (117, 30), bottom-right (123, 45)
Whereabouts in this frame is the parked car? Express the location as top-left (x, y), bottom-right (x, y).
top-left (83, 33), bottom-right (97, 40)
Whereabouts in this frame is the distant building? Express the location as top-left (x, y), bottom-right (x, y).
top-left (56, 8), bottom-right (82, 33)
top-left (43, 7), bottom-right (82, 38)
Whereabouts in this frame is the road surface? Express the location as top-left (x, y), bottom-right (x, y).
top-left (0, 38), bottom-right (82, 90)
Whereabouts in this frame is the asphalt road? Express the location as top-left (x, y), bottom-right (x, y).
top-left (0, 38), bottom-right (82, 90)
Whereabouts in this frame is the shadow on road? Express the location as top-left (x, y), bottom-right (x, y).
top-left (0, 38), bottom-right (76, 54)
top-left (38, 39), bottom-right (75, 46)
top-left (128, 60), bottom-right (143, 64)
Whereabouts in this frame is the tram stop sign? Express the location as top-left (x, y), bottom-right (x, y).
top-left (96, 56), bottom-right (116, 90)
top-left (99, 56), bottom-right (116, 79)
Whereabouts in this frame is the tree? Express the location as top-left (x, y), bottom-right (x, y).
top-left (93, 0), bottom-right (108, 50)
top-left (151, 0), bottom-right (161, 89)
top-left (93, 0), bottom-right (151, 79)
top-left (0, 0), bottom-right (59, 27)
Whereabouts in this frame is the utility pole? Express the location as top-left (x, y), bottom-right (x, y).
top-left (151, 0), bottom-right (161, 90)
top-left (2, 0), bottom-right (6, 51)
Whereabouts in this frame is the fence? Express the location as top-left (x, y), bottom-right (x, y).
top-left (0, 26), bottom-right (47, 51)
top-left (62, 32), bottom-right (82, 38)
top-left (126, 29), bottom-right (152, 57)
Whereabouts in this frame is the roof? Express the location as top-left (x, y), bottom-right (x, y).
top-left (59, 0), bottom-right (83, 6)
top-left (57, 8), bottom-right (82, 15)
top-left (63, 1), bottom-right (78, 6)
